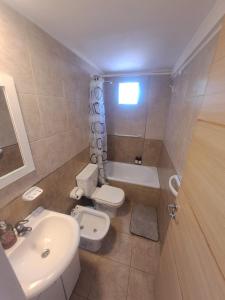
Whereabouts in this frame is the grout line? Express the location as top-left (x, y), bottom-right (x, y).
top-left (110, 226), bottom-right (132, 237)
top-left (130, 265), bottom-right (158, 276)
top-left (125, 266), bottom-right (131, 300)
top-left (126, 226), bottom-right (132, 300)
top-left (25, 29), bottom-right (45, 139)
top-left (30, 129), bottom-right (74, 144)
top-left (198, 118), bottom-right (225, 128)
top-left (86, 254), bottom-right (100, 300)
top-left (98, 254), bottom-right (131, 268)
top-left (19, 91), bottom-right (66, 98)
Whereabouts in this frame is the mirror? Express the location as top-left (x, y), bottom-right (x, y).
top-left (0, 73), bottom-right (35, 190)
top-left (0, 87), bottom-right (24, 177)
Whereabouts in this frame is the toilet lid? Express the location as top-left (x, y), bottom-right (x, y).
top-left (92, 185), bottom-right (125, 207)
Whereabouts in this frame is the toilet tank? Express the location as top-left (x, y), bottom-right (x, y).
top-left (76, 164), bottom-right (98, 197)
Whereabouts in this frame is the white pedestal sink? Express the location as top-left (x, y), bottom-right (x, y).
top-left (6, 207), bottom-right (80, 300)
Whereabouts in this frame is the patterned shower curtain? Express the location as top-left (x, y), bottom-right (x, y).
top-left (89, 76), bottom-right (107, 184)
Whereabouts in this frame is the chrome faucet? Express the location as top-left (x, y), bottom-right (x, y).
top-left (15, 220), bottom-right (32, 236)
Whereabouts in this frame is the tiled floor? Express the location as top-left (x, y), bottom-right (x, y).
top-left (70, 200), bottom-right (160, 300)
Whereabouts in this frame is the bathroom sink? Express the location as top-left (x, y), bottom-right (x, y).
top-left (6, 207), bottom-right (80, 299)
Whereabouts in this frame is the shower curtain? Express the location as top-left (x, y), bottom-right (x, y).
top-left (89, 76), bottom-right (107, 184)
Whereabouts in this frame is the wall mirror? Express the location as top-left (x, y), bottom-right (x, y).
top-left (0, 73), bottom-right (35, 189)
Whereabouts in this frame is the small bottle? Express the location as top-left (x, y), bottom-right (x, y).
top-left (138, 156), bottom-right (142, 165)
top-left (134, 156), bottom-right (139, 164)
top-left (0, 221), bottom-right (17, 250)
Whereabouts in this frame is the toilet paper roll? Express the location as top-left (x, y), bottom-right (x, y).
top-left (70, 187), bottom-right (84, 200)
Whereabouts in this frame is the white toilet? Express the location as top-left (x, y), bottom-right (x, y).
top-left (76, 163), bottom-right (125, 218)
top-left (71, 205), bottom-right (110, 252)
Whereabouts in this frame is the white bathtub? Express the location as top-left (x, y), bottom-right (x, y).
top-left (105, 161), bottom-right (160, 189)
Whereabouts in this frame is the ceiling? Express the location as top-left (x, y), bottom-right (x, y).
top-left (4, 0), bottom-right (216, 74)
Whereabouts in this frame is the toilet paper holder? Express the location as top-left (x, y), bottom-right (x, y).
top-left (70, 187), bottom-right (84, 200)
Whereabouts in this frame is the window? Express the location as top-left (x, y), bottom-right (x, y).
top-left (118, 82), bottom-right (140, 105)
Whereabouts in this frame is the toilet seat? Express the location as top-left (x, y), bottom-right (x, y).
top-left (92, 185), bottom-right (125, 207)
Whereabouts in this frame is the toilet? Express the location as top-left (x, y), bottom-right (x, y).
top-left (71, 205), bottom-right (110, 252)
top-left (76, 163), bottom-right (125, 218)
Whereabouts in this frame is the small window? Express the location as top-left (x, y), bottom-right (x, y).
top-left (118, 82), bottom-right (140, 105)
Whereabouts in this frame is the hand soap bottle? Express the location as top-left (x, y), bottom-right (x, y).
top-left (0, 221), bottom-right (17, 249)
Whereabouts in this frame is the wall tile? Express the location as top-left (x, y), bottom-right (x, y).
top-left (142, 139), bottom-right (162, 166)
top-left (157, 145), bottom-right (176, 246)
top-left (107, 135), bottom-right (162, 167)
top-left (105, 75), bottom-right (170, 163)
top-left (26, 23), bottom-right (64, 97)
top-left (0, 148), bottom-right (89, 224)
top-left (105, 76), bottom-right (149, 137)
top-left (214, 29), bottom-right (225, 62)
top-left (107, 135), bottom-right (144, 163)
top-left (149, 75), bottom-right (171, 100)
top-left (206, 56), bottom-right (225, 95)
top-left (38, 96), bottom-right (69, 137)
top-left (145, 98), bottom-right (170, 140)
top-left (0, 2), bottom-right (95, 214)
top-left (0, 3), bottom-right (35, 94)
top-left (105, 75), bottom-right (171, 140)
top-left (18, 93), bottom-right (44, 142)
top-left (164, 37), bottom-right (217, 176)
top-left (158, 35), bottom-right (218, 249)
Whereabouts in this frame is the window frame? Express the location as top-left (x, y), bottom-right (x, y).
top-left (118, 80), bottom-right (141, 105)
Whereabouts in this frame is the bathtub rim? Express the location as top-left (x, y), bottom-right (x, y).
top-left (105, 160), bottom-right (160, 189)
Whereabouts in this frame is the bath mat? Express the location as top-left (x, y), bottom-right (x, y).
top-left (130, 204), bottom-right (159, 242)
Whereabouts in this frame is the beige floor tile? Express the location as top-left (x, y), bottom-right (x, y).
top-left (127, 268), bottom-right (155, 300)
top-left (131, 236), bottom-right (160, 274)
top-left (98, 227), bottom-right (132, 265)
top-left (88, 257), bottom-right (129, 300)
top-left (74, 250), bottom-right (99, 298)
top-left (111, 200), bottom-right (132, 235)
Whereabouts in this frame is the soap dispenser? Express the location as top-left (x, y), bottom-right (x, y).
top-left (0, 221), bottom-right (17, 249)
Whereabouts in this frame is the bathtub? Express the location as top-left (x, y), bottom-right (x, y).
top-left (105, 161), bottom-right (160, 189)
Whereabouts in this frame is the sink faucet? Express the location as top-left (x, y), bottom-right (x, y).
top-left (15, 220), bottom-right (32, 237)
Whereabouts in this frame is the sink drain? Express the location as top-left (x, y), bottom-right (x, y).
top-left (41, 249), bottom-right (50, 258)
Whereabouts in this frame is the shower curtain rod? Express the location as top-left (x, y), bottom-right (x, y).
top-left (93, 75), bottom-right (113, 84)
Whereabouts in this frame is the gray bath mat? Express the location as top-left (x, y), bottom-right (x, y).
top-left (130, 204), bottom-right (159, 242)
